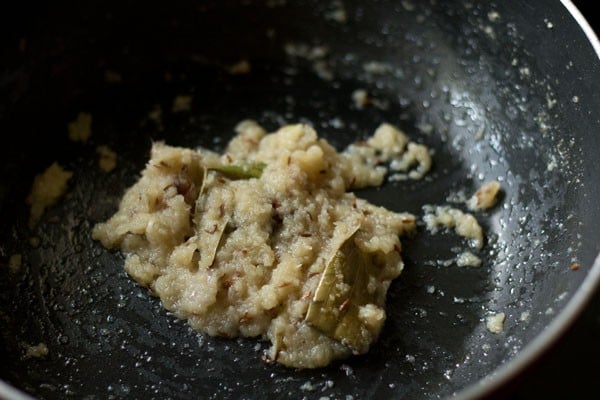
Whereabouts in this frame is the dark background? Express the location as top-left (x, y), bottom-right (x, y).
top-left (508, 2), bottom-right (600, 398)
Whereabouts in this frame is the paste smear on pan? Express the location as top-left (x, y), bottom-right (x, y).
top-left (92, 121), bottom-right (427, 368)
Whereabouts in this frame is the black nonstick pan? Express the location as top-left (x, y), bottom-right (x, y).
top-left (1, 1), bottom-right (600, 399)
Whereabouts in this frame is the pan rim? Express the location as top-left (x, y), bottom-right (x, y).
top-left (455, 255), bottom-right (600, 399)
top-left (0, 380), bottom-right (33, 400)
top-left (455, 4), bottom-right (600, 399)
top-left (1, 1), bottom-right (600, 399)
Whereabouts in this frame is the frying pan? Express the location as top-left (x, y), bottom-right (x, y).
top-left (1, 0), bottom-right (599, 398)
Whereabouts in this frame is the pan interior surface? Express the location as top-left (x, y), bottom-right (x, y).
top-left (1, 1), bottom-right (600, 399)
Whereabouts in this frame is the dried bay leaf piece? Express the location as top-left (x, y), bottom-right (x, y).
top-left (305, 223), bottom-right (381, 354)
top-left (197, 215), bottom-right (230, 270)
top-left (193, 167), bottom-right (209, 219)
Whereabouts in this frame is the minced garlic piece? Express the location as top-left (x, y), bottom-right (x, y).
top-left (24, 342), bottom-right (49, 359)
top-left (325, 1), bottom-right (347, 23)
top-left (368, 123), bottom-right (409, 159)
top-left (486, 312), bottom-right (506, 334)
top-left (343, 123), bottom-right (432, 186)
top-left (26, 163), bottom-right (73, 227)
top-left (227, 59), bottom-right (251, 75)
top-left (97, 145), bottom-right (118, 173)
top-left (68, 112), bottom-right (92, 142)
top-left (423, 205), bottom-right (483, 249)
top-left (456, 251), bottom-right (482, 267)
top-left (468, 180), bottom-right (501, 211)
top-left (351, 89), bottom-right (389, 110)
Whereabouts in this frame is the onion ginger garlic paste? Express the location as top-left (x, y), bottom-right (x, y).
top-left (92, 120), bottom-right (490, 368)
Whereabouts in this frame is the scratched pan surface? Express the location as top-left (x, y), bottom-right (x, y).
top-left (1, 0), bottom-right (600, 399)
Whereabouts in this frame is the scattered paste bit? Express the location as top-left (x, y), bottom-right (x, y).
top-left (570, 262), bottom-right (580, 271)
top-left (486, 312), bottom-right (505, 334)
top-left (104, 70), bottom-right (123, 83)
top-left (172, 95), bottom-right (193, 113)
top-left (351, 89), bottom-right (389, 110)
top-left (93, 122), bottom-right (418, 369)
top-left (363, 61), bottom-right (392, 75)
top-left (8, 254), bottom-right (22, 273)
top-left (284, 43), bottom-right (328, 60)
top-left (227, 59), bottom-right (251, 75)
top-left (325, 1), bottom-right (347, 23)
top-left (367, 123), bottom-right (410, 159)
top-left (343, 123), bottom-right (432, 185)
top-left (456, 251), bottom-right (482, 267)
top-left (26, 163), bottom-right (73, 227)
top-left (488, 11), bottom-right (501, 22)
top-left (401, 0), bottom-right (415, 11)
top-left (68, 112), bottom-right (92, 142)
top-left (283, 43), bottom-right (334, 81)
top-left (147, 104), bottom-right (164, 131)
top-left (23, 342), bottom-right (49, 359)
top-left (468, 180), bottom-right (501, 211)
top-left (389, 143), bottom-right (432, 181)
top-left (97, 145), bottom-right (118, 173)
top-left (312, 60), bottom-right (334, 81)
top-left (300, 381), bottom-right (316, 392)
top-left (423, 205), bottom-right (484, 249)
top-left (474, 124), bottom-right (486, 141)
